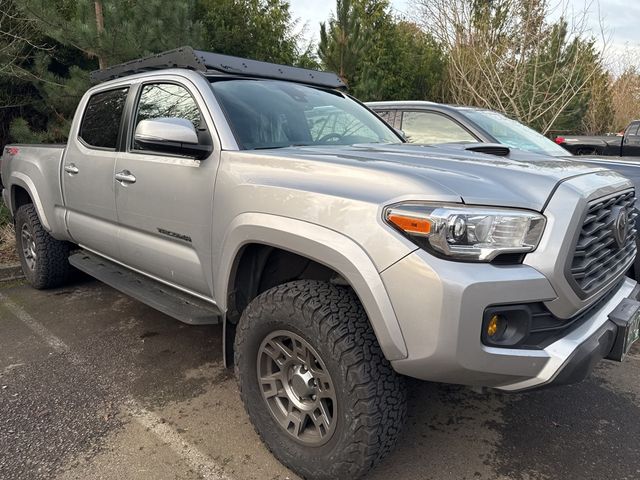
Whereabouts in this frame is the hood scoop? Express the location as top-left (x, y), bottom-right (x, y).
top-left (463, 143), bottom-right (511, 157)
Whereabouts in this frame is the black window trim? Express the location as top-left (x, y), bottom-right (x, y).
top-left (77, 85), bottom-right (131, 151)
top-left (399, 109), bottom-right (481, 143)
top-left (127, 79), bottom-right (209, 158)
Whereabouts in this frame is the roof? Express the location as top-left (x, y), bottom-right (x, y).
top-left (91, 46), bottom-right (346, 90)
top-left (365, 100), bottom-right (484, 113)
top-left (366, 100), bottom-right (441, 108)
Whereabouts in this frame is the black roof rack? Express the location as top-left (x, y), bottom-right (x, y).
top-left (90, 46), bottom-right (347, 89)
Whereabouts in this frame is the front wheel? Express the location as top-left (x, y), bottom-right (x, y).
top-left (15, 204), bottom-right (70, 289)
top-left (235, 280), bottom-right (407, 480)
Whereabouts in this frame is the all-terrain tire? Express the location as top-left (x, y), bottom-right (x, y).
top-left (235, 280), bottom-right (407, 480)
top-left (15, 204), bottom-right (70, 289)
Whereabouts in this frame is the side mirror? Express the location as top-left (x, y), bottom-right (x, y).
top-left (394, 128), bottom-right (407, 140)
top-left (134, 117), bottom-right (212, 159)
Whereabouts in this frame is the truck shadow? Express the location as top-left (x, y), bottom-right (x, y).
top-left (371, 374), bottom-right (640, 480)
top-left (491, 376), bottom-right (640, 480)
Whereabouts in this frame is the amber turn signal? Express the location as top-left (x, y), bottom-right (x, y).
top-left (387, 214), bottom-right (432, 236)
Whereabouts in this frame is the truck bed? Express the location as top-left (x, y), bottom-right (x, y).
top-left (1, 143), bottom-right (67, 233)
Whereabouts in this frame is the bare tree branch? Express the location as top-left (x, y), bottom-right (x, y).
top-left (415, 0), bottom-right (607, 134)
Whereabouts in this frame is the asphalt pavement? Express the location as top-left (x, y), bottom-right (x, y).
top-left (1, 278), bottom-right (639, 480)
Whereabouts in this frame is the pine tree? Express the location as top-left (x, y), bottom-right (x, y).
top-left (318, 0), bottom-right (445, 101)
top-left (5, 0), bottom-right (204, 142)
top-left (5, 0), bottom-right (307, 143)
top-left (318, 0), bottom-right (364, 85)
top-left (197, 0), bottom-right (300, 64)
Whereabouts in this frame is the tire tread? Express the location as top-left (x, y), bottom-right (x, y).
top-left (15, 204), bottom-right (70, 289)
top-left (235, 280), bottom-right (407, 480)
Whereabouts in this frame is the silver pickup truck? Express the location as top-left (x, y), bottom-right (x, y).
top-left (2, 48), bottom-right (640, 480)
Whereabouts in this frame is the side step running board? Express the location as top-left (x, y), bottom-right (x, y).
top-left (69, 251), bottom-right (221, 325)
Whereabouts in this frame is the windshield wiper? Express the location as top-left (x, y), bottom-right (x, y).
top-left (253, 143), bottom-right (310, 150)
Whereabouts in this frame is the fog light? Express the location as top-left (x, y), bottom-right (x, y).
top-left (487, 314), bottom-right (506, 339)
top-left (482, 306), bottom-right (532, 347)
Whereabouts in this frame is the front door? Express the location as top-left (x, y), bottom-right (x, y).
top-left (114, 80), bottom-right (218, 296)
top-left (399, 110), bottom-right (477, 144)
top-left (62, 86), bottom-right (129, 260)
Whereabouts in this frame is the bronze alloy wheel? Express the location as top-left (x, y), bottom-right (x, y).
top-left (235, 280), bottom-right (407, 480)
top-left (20, 223), bottom-right (37, 271)
top-left (257, 330), bottom-right (337, 446)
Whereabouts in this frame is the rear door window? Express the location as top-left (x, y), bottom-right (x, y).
top-left (401, 110), bottom-right (476, 144)
top-left (79, 88), bottom-right (129, 149)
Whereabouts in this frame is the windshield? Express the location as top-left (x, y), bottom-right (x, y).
top-left (210, 79), bottom-right (401, 150)
top-left (463, 109), bottom-right (569, 157)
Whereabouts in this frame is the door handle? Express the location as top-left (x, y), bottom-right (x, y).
top-left (115, 170), bottom-right (136, 185)
top-left (64, 163), bottom-right (79, 175)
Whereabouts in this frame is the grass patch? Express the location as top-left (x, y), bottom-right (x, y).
top-left (0, 199), bottom-right (18, 266)
top-left (0, 199), bottom-right (10, 227)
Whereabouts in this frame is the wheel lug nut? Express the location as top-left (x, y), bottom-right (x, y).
top-left (311, 394), bottom-right (317, 401)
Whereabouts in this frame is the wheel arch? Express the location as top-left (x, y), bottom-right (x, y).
top-left (9, 174), bottom-right (51, 231)
top-left (217, 213), bottom-right (408, 365)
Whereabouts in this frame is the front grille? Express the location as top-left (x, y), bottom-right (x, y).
top-left (570, 190), bottom-right (637, 296)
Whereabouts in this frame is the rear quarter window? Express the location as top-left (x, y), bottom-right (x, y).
top-left (79, 88), bottom-right (129, 149)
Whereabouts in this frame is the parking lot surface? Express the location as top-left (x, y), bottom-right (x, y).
top-left (1, 278), bottom-right (640, 480)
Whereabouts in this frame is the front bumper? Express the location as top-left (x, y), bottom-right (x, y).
top-left (381, 249), bottom-right (638, 392)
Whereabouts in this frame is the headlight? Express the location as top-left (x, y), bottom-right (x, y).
top-left (384, 203), bottom-right (546, 262)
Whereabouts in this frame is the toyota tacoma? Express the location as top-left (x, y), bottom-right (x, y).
top-left (1, 47), bottom-right (640, 480)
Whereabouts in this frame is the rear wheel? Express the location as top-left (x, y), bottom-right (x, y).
top-left (15, 204), bottom-right (70, 289)
top-left (235, 280), bottom-right (407, 480)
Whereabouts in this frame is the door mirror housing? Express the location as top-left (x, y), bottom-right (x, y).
top-left (394, 128), bottom-right (407, 140)
top-left (134, 117), bottom-right (212, 159)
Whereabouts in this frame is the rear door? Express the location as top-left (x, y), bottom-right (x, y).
top-left (114, 79), bottom-right (218, 296)
top-left (62, 86), bottom-right (129, 259)
top-left (622, 122), bottom-right (640, 156)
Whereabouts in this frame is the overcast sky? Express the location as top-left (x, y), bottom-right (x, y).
top-left (289, 0), bottom-right (640, 66)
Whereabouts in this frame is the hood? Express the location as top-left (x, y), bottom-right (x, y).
top-left (258, 143), bottom-right (614, 211)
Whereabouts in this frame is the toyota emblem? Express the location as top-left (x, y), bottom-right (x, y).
top-left (613, 207), bottom-right (629, 249)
